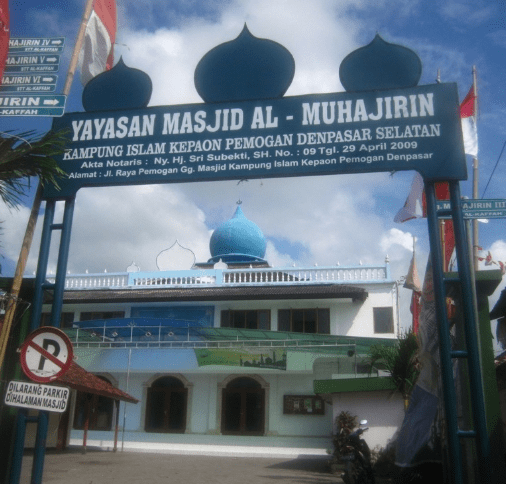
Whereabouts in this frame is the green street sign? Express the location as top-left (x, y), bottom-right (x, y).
top-left (436, 199), bottom-right (506, 219)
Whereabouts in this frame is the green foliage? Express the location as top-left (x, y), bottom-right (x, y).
top-left (329, 411), bottom-right (359, 473)
top-left (0, 129), bottom-right (68, 208)
top-left (368, 330), bottom-right (420, 403)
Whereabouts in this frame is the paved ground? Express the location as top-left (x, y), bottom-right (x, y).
top-left (20, 449), bottom-right (343, 484)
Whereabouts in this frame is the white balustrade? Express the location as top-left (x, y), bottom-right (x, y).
top-left (54, 265), bottom-right (388, 290)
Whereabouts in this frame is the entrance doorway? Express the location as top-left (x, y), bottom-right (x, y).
top-left (145, 376), bottom-right (187, 433)
top-left (221, 377), bottom-right (265, 435)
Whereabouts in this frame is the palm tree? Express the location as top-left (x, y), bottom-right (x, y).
top-left (0, 129), bottom-right (67, 208)
top-left (368, 330), bottom-right (420, 410)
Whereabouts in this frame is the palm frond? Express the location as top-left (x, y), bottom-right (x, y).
top-left (368, 330), bottom-right (420, 400)
top-left (0, 129), bottom-right (68, 208)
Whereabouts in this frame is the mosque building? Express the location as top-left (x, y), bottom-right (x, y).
top-left (30, 28), bottom-right (420, 456)
top-left (41, 204), bottom-right (404, 456)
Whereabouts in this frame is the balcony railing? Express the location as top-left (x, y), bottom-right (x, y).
top-left (51, 263), bottom-right (391, 291)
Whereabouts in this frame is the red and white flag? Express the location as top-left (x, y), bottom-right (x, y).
top-left (0, 0), bottom-right (10, 83)
top-left (79, 0), bottom-right (116, 85)
top-left (395, 176), bottom-right (455, 271)
top-left (460, 85), bottom-right (478, 157)
top-left (394, 172), bottom-right (425, 223)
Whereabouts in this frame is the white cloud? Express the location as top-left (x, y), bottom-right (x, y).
top-left (6, 0), bottom-right (503, 339)
top-left (380, 228), bottom-right (416, 256)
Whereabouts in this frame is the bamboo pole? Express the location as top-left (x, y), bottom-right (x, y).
top-left (0, 184), bottom-right (43, 371)
top-left (0, 0), bottom-right (95, 374)
top-left (63, 0), bottom-right (95, 97)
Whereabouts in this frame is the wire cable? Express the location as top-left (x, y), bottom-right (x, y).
top-left (481, 139), bottom-right (506, 198)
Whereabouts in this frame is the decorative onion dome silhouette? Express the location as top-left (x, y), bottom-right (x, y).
top-left (126, 261), bottom-right (141, 272)
top-left (209, 205), bottom-right (267, 264)
top-left (339, 34), bottom-right (422, 92)
top-left (195, 24), bottom-right (295, 103)
top-left (82, 57), bottom-right (153, 112)
top-left (156, 240), bottom-right (196, 271)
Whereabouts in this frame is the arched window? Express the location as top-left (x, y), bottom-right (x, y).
top-left (73, 376), bottom-right (114, 431)
top-left (145, 376), bottom-right (188, 433)
top-left (221, 377), bottom-right (265, 436)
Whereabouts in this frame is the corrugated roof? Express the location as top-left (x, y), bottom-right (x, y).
top-left (54, 284), bottom-right (367, 304)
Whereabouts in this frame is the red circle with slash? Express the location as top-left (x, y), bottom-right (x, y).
top-left (20, 327), bottom-right (74, 383)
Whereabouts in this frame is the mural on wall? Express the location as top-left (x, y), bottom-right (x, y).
top-left (194, 347), bottom-right (287, 370)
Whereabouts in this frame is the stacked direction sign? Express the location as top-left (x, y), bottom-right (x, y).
top-left (0, 38), bottom-right (66, 116)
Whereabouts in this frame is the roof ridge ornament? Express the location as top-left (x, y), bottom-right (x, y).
top-left (194, 24), bottom-right (295, 103)
top-left (339, 34), bottom-right (422, 92)
top-left (82, 56), bottom-right (153, 112)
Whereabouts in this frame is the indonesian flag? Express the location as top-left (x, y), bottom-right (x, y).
top-left (0, 0), bottom-right (9, 83)
top-left (395, 175), bottom-right (455, 271)
top-left (394, 172), bottom-right (425, 223)
top-left (394, 174), bottom-right (450, 223)
top-left (79, 0), bottom-right (116, 86)
top-left (461, 85), bottom-right (478, 157)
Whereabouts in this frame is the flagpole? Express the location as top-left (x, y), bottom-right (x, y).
top-left (63, 0), bottom-right (95, 96)
top-left (471, 66), bottom-right (479, 271)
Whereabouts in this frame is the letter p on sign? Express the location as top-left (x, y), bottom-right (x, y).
top-left (20, 327), bottom-right (73, 383)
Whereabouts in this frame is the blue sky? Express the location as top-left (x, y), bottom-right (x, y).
top-left (2, 0), bottom-right (506, 339)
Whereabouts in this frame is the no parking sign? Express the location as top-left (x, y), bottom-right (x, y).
top-left (19, 327), bottom-right (73, 383)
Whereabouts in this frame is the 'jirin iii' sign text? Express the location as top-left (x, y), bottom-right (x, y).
top-left (45, 83), bottom-right (466, 198)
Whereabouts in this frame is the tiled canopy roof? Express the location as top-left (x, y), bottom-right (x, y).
top-left (54, 284), bottom-right (368, 304)
top-left (56, 362), bottom-right (138, 404)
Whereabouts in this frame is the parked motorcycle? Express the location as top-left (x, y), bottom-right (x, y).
top-left (340, 419), bottom-right (375, 484)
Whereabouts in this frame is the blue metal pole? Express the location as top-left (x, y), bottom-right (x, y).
top-left (30, 200), bottom-right (56, 331)
top-left (50, 197), bottom-right (75, 328)
top-left (449, 180), bottom-right (491, 482)
top-left (30, 411), bottom-right (48, 484)
top-left (425, 181), bottom-right (462, 484)
top-left (9, 410), bottom-right (27, 484)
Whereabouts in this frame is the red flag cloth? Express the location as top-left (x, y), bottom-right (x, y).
top-left (460, 85), bottom-right (478, 157)
top-left (410, 290), bottom-right (421, 334)
top-left (460, 86), bottom-right (476, 118)
top-left (395, 177), bottom-right (450, 222)
top-left (79, 0), bottom-right (117, 85)
top-left (0, 0), bottom-right (10, 82)
top-left (442, 220), bottom-right (455, 272)
top-left (395, 176), bottom-right (454, 271)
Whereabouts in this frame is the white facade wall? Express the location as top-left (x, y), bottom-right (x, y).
top-left (45, 270), bottom-right (401, 453)
top-left (51, 281), bottom-right (398, 339)
top-left (331, 390), bottom-right (405, 450)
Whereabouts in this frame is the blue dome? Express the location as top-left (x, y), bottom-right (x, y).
top-left (209, 206), bottom-right (267, 263)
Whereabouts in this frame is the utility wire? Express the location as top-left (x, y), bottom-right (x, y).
top-left (481, 139), bottom-right (506, 198)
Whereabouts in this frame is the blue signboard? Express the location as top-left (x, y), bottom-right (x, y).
top-left (436, 199), bottom-right (506, 219)
top-left (45, 82), bottom-right (466, 198)
top-left (1, 74), bottom-right (58, 85)
top-left (5, 55), bottom-right (60, 73)
top-left (0, 95), bottom-right (66, 116)
top-left (8, 37), bottom-right (65, 53)
top-left (0, 84), bottom-right (56, 93)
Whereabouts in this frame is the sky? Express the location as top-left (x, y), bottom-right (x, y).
top-left (1, 0), bottom-right (505, 348)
